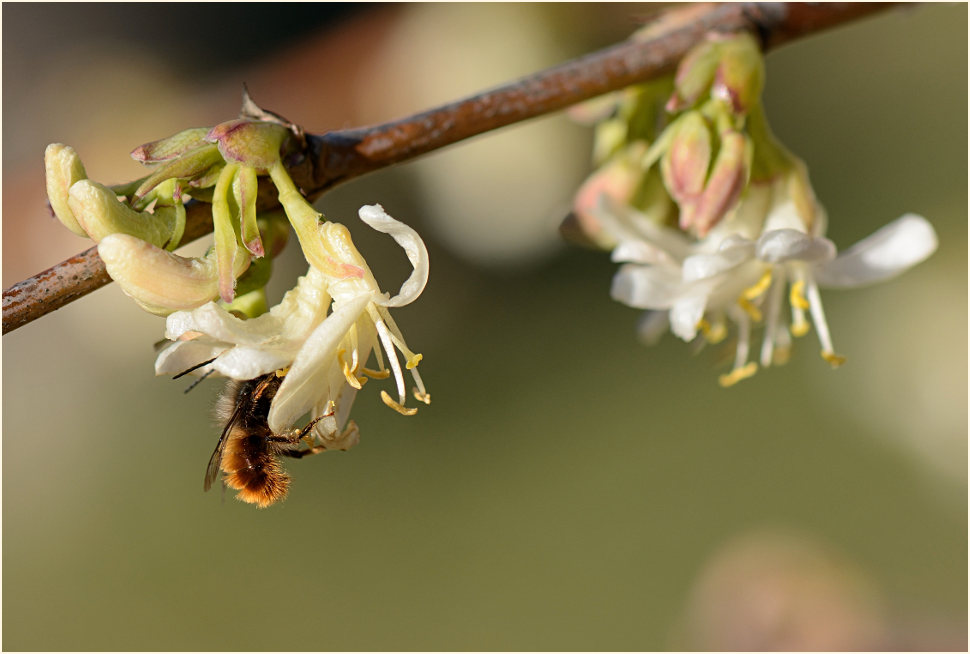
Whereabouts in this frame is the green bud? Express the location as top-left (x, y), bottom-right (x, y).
top-left (711, 33), bottom-right (764, 115)
top-left (130, 127), bottom-right (210, 163)
top-left (67, 179), bottom-right (175, 247)
top-left (133, 143), bottom-right (223, 200)
top-left (667, 36), bottom-right (722, 113)
top-left (206, 119), bottom-right (288, 171)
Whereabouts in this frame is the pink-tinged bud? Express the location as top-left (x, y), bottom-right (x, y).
top-left (44, 144), bottom-right (91, 237)
top-left (233, 166), bottom-right (263, 257)
top-left (710, 34), bottom-right (765, 115)
top-left (687, 130), bottom-right (750, 236)
top-left (660, 112), bottom-right (712, 209)
top-left (98, 233), bottom-right (250, 316)
top-left (206, 119), bottom-right (288, 171)
top-left (130, 127), bottom-right (210, 163)
top-left (67, 179), bottom-right (176, 246)
top-left (667, 36), bottom-right (722, 112)
top-left (569, 146), bottom-right (645, 249)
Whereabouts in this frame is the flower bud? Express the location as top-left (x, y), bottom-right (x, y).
top-left (98, 233), bottom-right (250, 316)
top-left (206, 119), bottom-right (289, 171)
top-left (685, 130), bottom-right (751, 236)
top-left (130, 127), bottom-right (210, 163)
top-left (68, 179), bottom-right (176, 247)
top-left (44, 144), bottom-right (90, 237)
top-left (660, 111), bottom-right (712, 209)
top-left (711, 34), bottom-right (765, 115)
top-left (666, 36), bottom-right (722, 113)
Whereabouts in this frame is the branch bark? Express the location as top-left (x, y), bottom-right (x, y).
top-left (3, 2), bottom-right (894, 334)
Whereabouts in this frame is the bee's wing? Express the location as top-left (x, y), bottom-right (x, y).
top-left (204, 400), bottom-right (246, 492)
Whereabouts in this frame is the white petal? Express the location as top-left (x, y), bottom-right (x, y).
top-left (268, 293), bottom-right (371, 432)
top-left (154, 339), bottom-right (226, 376)
top-left (670, 295), bottom-right (707, 341)
top-left (165, 302), bottom-right (280, 345)
top-left (756, 229), bottom-right (836, 264)
top-left (595, 196), bottom-right (692, 262)
top-left (682, 241), bottom-right (753, 282)
top-left (814, 214), bottom-right (938, 288)
top-left (359, 204), bottom-right (429, 308)
top-left (211, 346), bottom-right (293, 380)
top-left (611, 264), bottom-right (687, 309)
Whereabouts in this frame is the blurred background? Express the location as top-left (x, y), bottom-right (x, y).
top-left (3, 3), bottom-right (966, 650)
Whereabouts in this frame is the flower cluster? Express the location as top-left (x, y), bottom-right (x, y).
top-left (45, 93), bottom-right (430, 447)
top-left (568, 32), bottom-right (938, 386)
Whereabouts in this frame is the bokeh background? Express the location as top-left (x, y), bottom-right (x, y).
top-left (3, 3), bottom-right (966, 650)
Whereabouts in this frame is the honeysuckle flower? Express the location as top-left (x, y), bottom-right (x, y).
top-left (155, 204), bottom-right (430, 443)
top-left (598, 193), bottom-right (938, 386)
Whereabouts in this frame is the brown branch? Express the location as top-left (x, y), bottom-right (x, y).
top-left (3, 2), bottom-right (894, 335)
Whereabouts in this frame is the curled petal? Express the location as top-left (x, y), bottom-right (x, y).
top-left (98, 234), bottom-right (249, 316)
top-left (814, 214), bottom-right (938, 288)
top-left (44, 144), bottom-right (90, 237)
top-left (68, 180), bottom-right (175, 246)
top-left (756, 229), bottom-right (836, 264)
top-left (359, 204), bottom-right (430, 308)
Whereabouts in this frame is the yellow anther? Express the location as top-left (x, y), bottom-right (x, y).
top-left (362, 367), bottom-right (390, 380)
top-left (790, 320), bottom-right (811, 338)
top-left (380, 390), bottom-right (418, 416)
top-left (697, 318), bottom-right (727, 344)
top-left (413, 388), bottom-right (432, 405)
top-left (405, 353), bottom-right (423, 370)
top-left (737, 297), bottom-right (763, 322)
top-left (789, 280), bottom-right (810, 310)
top-left (718, 362), bottom-right (759, 387)
top-left (821, 350), bottom-right (847, 368)
top-left (338, 350), bottom-right (364, 390)
top-left (742, 270), bottom-right (773, 300)
top-left (275, 366), bottom-right (290, 378)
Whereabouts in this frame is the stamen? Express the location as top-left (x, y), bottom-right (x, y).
top-left (362, 367), bottom-right (391, 379)
top-left (760, 268), bottom-right (785, 367)
top-left (406, 353), bottom-right (423, 370)
top-left (804, 278), bottom-right (842, 363)
top-left (409, 365), bottom-right (429, 400)
top-left (381, 390), bottom-right (418, 416)
top-left (821, 350), bottom-right (847, 368)
top-left (275, 366), bottom-right (290, 378)
top-left (742, 270), bottom-right (773, 300)
top-left (375, 319), bottom-right (407, 406)
top-left (337, 350), bottom-right (364, 390)
top-left (737, 297), bottom-right (763, 322)
top-left (718, 362), bottom-right (758, 387)
top-left (789, 278), bottom-right (811, 337)
top-left (413, 388), bottom-right (432, 405)
top-left (697, 318), bottom-right (727, 344)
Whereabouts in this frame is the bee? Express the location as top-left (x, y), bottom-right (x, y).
top-left (206, 370), bottom-right (332, 508)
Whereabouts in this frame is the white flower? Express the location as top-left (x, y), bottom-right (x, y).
top-left (596, 193), bottom-right (938, 386)
top-left (156, 204), bottom-right (430, 442)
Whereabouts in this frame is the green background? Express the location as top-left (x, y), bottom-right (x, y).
top-left (3, 4), bottom-right (966, 650)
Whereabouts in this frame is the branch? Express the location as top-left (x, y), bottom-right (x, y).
top-left (3, 2), bottom-right (894, 334)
